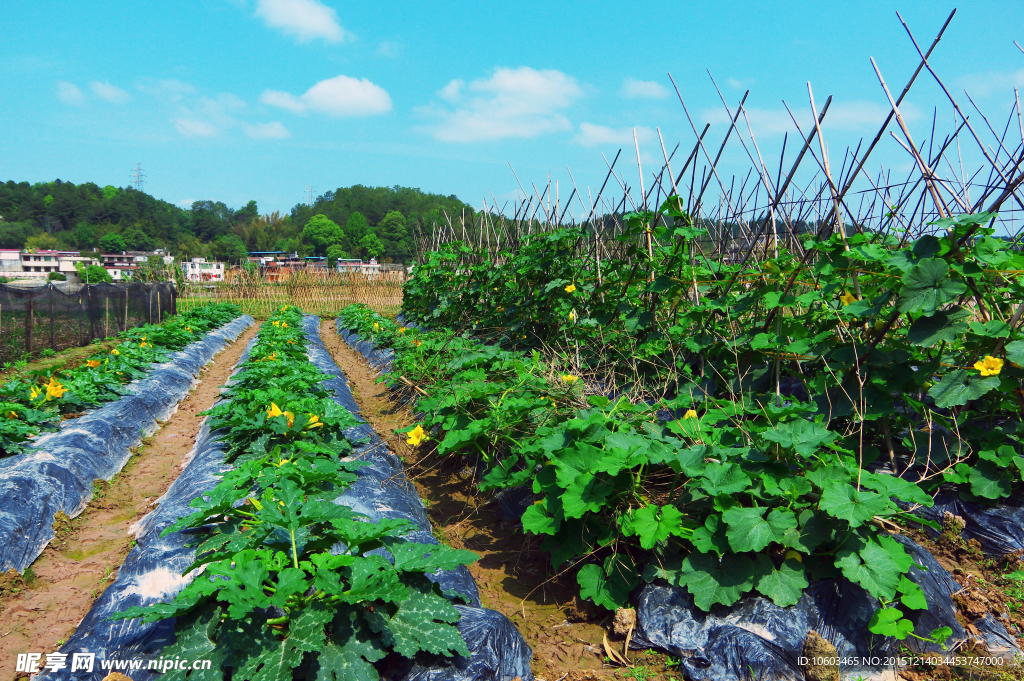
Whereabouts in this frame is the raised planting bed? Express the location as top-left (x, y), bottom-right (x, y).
top-left (39, 306), bottom-right (530, 681)
top-left (0, 304), bottom-right (253, 573)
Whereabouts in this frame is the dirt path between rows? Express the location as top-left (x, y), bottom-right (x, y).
top-left (0, 323), bottom-right (260, 680)
top-left (320, 322), bottom-right (680, 681)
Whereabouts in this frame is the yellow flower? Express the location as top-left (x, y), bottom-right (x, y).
top-left (281, 322), bottom-right (288, 328)
top-left (568, 311), bottom-right (577, 322)
top-left (565, 284), bottom-right (576, 294)
top-left (272, 321), bottom-right (280, 327)
top-left (110, 348), bottom-right (120, 356)
top-left (45, 377), bottom-right (67, 400)
top-left (267, 402), bottom-right (284, 418)
top-left (683, 409), bottom-right (698, 420)
top-left (840, 291), bottom-right (857, 306)
top-left (373, 322), bottom-right (380, 331)
top-left (406, 424), bottom-right (428, 446)
top-left (398, 327), bottom-right (407, 334)
top-left (141, 336), bottom-right (146, 341)
top-left (86, 360), bottom-right (101, 368)
top-left (280, 305), bottom-right (289, 311)
top-left (29, 386), bottom-right (40, 400)
top-left (562, 374), bottom-right (579, 383)
top-left (4, 410), bottom-right (17, 419)
top-left (185, 326), bottom-right (192, 332)
top-left (275, 459), bottom-right (290, 467)
top-left (286, 339), bottom-right (296, 344)
top-left (305, 414), bottom-right (323, 429)
top-left (974, 356), bottom-right (1004, 377)
top-left (412, 339), bottom-right (422, 347)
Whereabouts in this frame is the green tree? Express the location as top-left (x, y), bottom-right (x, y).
top-left (80, 264), bottom-right (113, 284)
top-left (359, 232), bottom-right (385, 259)
top-left (25, 233), bottom-right (59, 251)
top-left (377, 210), bottom-right (410, 262)
top-left (302, 214), bottom-right (343, 256)
top-left (99, 233), bottom-right (126, 253)
top-left (210, 234), bottom-right (248, 264)
top-left (326, 244), bottom-right (348, 268)
top-left (101, 185), bottom-right (120, 200)
top-left (344, 212), bottom-right (370, 246)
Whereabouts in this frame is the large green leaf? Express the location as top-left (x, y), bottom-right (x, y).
top-left (897, 258), bottom-right (966, 315)
top-left (761, 419), bottom-right (836, 457)
top-left (722, 507), bottom-right (797, 552)
top-left (159, 607), bottom-right (227, 681)
top-left (969, 460), bottom-right (1014, 500)
top-left (868, 607), bottom-right (915, 639)
top-left (621, 504), bottom-right (687, 549)
top-left (316, 608), bottom-right (387, 681)
top-left (561, 475), bottom-right (613, 519)
top-left (696, 462), bottom-right (750, 496)
top-left (756, 558), bottom-right (809, 607)
top-left (577, 559), bottom-right (637, 611)
top-left (907, 307), bottom-right (971, 347)
top-left (928, 369), bottom-right (1000, 408)
top-left (834, 539), bottom-right (902, 600)
top-left (677, 552), bottom-right (755, 610)
top-left (366, 588), bottom-right (467, 659)
top-left (819, 483), bottom-right (892, 527)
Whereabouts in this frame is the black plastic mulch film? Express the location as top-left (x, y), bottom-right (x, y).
top-left (357, 316), bottom-right (1023, 681)
top-left (0, 314), bottom-right (254, 576)
top-left (0, 281), bottom-right (176, 362)
top-left (38, 316), bottom-right (531, 681)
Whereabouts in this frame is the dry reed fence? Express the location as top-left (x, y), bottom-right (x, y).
top-left (177, 270), bottom-right (405, 319)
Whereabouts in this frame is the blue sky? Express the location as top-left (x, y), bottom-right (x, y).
top-left (2, 1), bottom-right (1023, 218)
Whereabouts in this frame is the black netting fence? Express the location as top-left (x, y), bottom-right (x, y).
top-left (0, 282), bottom-right (176, 362)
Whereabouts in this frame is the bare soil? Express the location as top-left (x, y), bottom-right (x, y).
top-left (0, 323), bottom-right (260, 681)
top-left (320, 322), bottom-right (679, 681)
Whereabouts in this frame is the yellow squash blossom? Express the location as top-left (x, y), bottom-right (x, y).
top-left (305, 414), bottom-right (324, 429)
top-left (565, 284), bottom-right (576, 293)
top-left (974, 356), bottom-right (1004, 377)
top-left (682, 409), bottom-right (698, 420)
top-left (562, 374), bottom-right (579, 383)
top-left (840, 291), bottom-right (857, 306)
top-left (406, 424), bottom-right (428, 446)
top-left (86, 360), bottom-right (101, 368)
top-left (569, 311), bottom-right (577, 322)
top-left (412, 339), bottom-right (422, 347)
top-left (185, 326), bottom-right (192, 332)
top-left (280, 305), bottom-right (289, 311)
top-left (110, 348), bottom-right (120, 356)
top-left (281, 322), bottom-right (288, 328)
top-left (286, 339), bottom-right (296, 344)
top-left (373, 322), bottom-right (380, 331)
top-left (5, 410), bottom-right (17, 419)
top-left (267, 403), bottom-right (284, 418)
top-left (45, 377), bottom-right (67, 400)
top-left (398, 327), bottom-right (407, 334)
top-left (29, 386), bottom-right (40, 400)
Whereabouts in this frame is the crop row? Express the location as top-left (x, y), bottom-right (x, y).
top-left (0, 302), bottom-right (242, 458)
top-left (114, 306), bottom-right (480, 681)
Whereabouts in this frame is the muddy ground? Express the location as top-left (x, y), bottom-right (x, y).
top-left (0, 323), bottom-right (260, 680)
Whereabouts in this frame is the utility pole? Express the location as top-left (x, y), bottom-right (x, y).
top-left (305, 186), bottom-right (317, 206)
top-left (130, 163), bottom-right (146, 192)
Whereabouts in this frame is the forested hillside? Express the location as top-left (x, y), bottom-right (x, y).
top-left (0, 180), bottom-right (471, 264)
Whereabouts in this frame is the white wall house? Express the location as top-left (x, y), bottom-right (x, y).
top-left (181, 257), bottom-right (225, 282)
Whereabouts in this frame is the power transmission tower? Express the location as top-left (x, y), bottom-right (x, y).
top-left (305, 186), bottom-right (317, 206)
top-left (131, 163), bottom-right (146, 192)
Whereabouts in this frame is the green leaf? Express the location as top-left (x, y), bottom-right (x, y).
top-left (907, 307), bottom-right (971, 347)
top-left (819, 483), bottom-right (893, 527)
top-left (756, 558), bottom-right (809, 607)
top-left (897, 258), bottom-right (967, 315)
top-left (521, 498), bottom-right (561, 535)
top-left (690, 515), bottom-right (730, 553)
top-left (968, 460), bottom-right (1014, 500)
top-left (577, 561), bottom-right (636, 611)
top-left (1005, 340), bottom-right (1024, 367)
top-left (316, 608), bottom-right (387, 681)
top-left (781, 510), bottom-right (832, 553)
top-left (835, 539), bottom-right (902, 600)
top-left (389, 542), bottom-right (479, 573)
top-left (158, 607), bottom-right (227, 681)
top-left (677, 552), bottom-right (756, 610)
top-left (761, 420), bottom-right (837, 457)
top-left (621, 504), bottom-right (686, 549)
top-left (868, 607), bottom-right (915, 639)
top-left (366, 587), bottom-right (467, 659)
top-left (897, 575), bottom-right (929, 610)
top-left (722, 507), bottom-right (797, 553)
top-left (696, 462), bottom-right (750, 496)
top-left (928, 370), bottom-right (1000, 408)
top-left (561, 475), bottom-right (613, 519)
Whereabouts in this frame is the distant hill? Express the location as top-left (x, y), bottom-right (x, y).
top-left (0, 180), bottom-right (472, 265)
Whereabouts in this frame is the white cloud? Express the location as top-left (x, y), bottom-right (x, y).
top-left (254, 0), bottom-right (351, 43)
top-left (176, 199), bottom-right (195, 208)
top-left (438, 79), bottom-right (464, 103)
top-left (575, 123), bottom-right (655, 147)
top-left (174, 118), bottom-right (219, 138)
top-left (260, 89), bottom-right (306, 113)
top-left (89, 81), bottom-right (131, 104)
top-left (56, 81), bottom-right (85, 106)
top-left (136, 78), bottom-right (196, 102)
top-left (956, 67), bottom-right (1024, 99)
top-left (244, 121), bottom-right (291, 138)
top-left (261, 75), bottom-right (392, 117)
top-left (422, 67), bottom-right (582, 142)
top-left (621, 78), bottom-right (669, 99)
